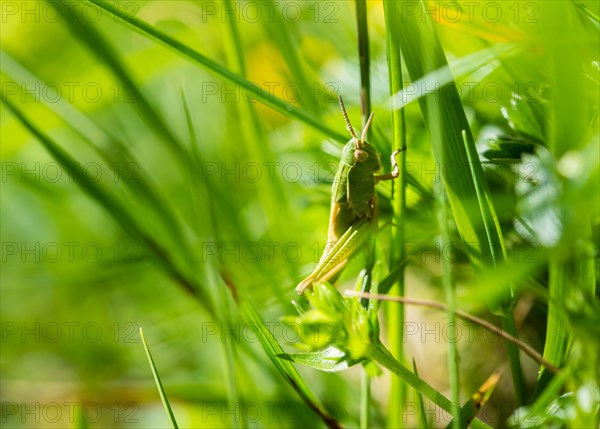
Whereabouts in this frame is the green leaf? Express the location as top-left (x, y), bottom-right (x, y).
top-left (278, 346), bottom-right (366, 372)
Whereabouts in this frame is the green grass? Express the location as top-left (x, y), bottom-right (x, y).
top-left (1, 1), bottom-right (598, 428)
top-left (139, 327), bottom-right (179, 428)
top-left (383, 2), bottom-right (409, 427)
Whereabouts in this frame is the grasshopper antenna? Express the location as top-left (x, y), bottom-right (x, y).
top-left (338, 95), bottom-right (358, 140)
top-left (361, 111), bottom-right (375, 142)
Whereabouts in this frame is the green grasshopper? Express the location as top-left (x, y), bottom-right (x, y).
top-left (296, 96), bottom-right (402, 294)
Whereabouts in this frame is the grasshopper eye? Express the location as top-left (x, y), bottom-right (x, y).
top-left (354, 149), bottom-right (368, 161)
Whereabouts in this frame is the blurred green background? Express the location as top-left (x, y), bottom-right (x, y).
top-left (1, 1), bottom-right (598, 428)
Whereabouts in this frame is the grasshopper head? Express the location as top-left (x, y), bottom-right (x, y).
top-left (338, 96), bottom-right (377, 164)
top-left (353, 111), bottom-right (375, 161)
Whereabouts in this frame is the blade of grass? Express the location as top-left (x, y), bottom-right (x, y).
top-left (355, 0), bottom-right (371, 127)
top-left (217, 300), bottom-right (245, 429)
top-left (412, 360), bottom-right (429, 429)
top-left (139, 327), bottom-right (179, 429)
top-left (502, 313), bottom-right (527, 404)
top-left (278, 346), bottom-right (366, 372)
top-left (532, 366), bottom-right (571, 411)
top-left (446, 371), bottom-right (501, 429)
top-left (383, 1), bottom-right (409, 427)
top-left (180, 89), bottom-right (205, 236)
top-left (360, 370), bottom-right (370, 429)
top-left (370, 341), bottom-right (453, 411)
top-left (219, 270), bottom-right (342, 429)
top-left (435, 179), bottom-right (460, 428)
top-left (368, 341), bottom-right (491, 428)
top-left (354, 2), bottom-right (374, 427)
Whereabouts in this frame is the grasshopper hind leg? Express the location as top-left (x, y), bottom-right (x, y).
top-left (295, 217), bottom-right (373, 294)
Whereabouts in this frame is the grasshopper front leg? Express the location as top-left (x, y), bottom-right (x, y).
top-left (375, 148), bottom-right (404, 183)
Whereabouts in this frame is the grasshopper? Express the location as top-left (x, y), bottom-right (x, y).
top-left (296, 96), bottom-right (402, 294)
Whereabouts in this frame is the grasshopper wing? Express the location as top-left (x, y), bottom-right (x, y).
top-left (347, 164), bottom-right (377, 219)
